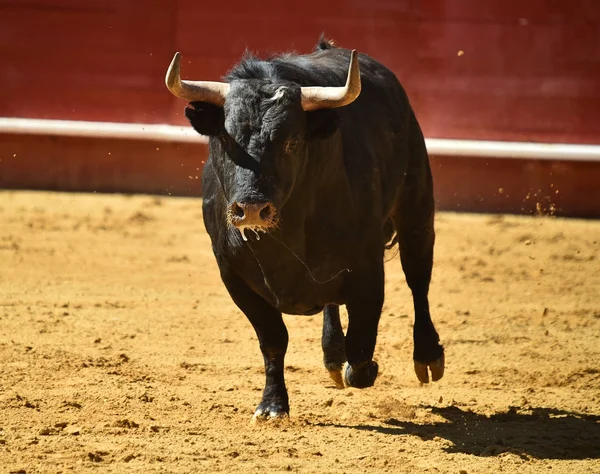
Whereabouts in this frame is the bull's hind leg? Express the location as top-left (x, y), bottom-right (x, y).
top-left (398, 214), bottom-right (444, 383)
top-left (394, 116), bottom-right (444, 383)
top-left (342, 266), bottom-right (384, 388)
top-left (219, 264), bottom-right (289, 421)
top-left (322, 304), bottom-right (346, 388)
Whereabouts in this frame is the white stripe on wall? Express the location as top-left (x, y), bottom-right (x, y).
top-left (1, 117), bottom-right (599, 162)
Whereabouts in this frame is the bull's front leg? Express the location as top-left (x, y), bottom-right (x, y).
top-left (219, 264), bottom-right (289, 422)
top-left (342, 265), bottom-right (384, 388)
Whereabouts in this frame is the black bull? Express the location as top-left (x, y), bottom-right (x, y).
top-left (166, 39), bottom-right (444, 421)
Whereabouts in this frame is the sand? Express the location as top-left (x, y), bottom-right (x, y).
top-left (1, 190), bottom-right (599, 473)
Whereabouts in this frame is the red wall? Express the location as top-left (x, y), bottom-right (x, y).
top-left (1, 0), bottom-right (599, 144)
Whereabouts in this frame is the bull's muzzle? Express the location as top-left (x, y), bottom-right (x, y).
top-left (227, 201), bottom-right (277, 241)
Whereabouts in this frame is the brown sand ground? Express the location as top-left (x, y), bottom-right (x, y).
top-left (0, 190), bottom-right (599, 474)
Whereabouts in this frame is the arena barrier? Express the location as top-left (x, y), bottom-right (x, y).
top-left (1, 118), bottom-right (599, 217)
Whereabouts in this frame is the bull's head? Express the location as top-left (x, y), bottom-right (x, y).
top-left (165, 51), bottom-right (361, 240)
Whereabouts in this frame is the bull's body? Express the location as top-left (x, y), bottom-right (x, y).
top-left (178, 39), bottom-right (444, 420)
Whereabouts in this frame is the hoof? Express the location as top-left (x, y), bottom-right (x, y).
top-left (250, 411), bottom-right (289, 424)
top-left (327, 369), bottom-right (345, 389)
top-left (343, 360), bottom-right (378, 388)
top-left (250, 401), bottom-right (289, 424)
top-left (414, 353), bottom-right (445, 383)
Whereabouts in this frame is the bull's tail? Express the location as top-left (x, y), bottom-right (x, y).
top-left (385, 234), bottom-right (398, 250)
top-left (383, 219), bottom-right (398, 250)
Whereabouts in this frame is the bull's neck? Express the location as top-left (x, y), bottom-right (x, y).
top-left (302, 136), bottom-right (351, 210)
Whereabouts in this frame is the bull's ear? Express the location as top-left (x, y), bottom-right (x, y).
top-left (305, 109), bottom-right (341, 141)
top-left (184, 102), bottom-right (224, 137)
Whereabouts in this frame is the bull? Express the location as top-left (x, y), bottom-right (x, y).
top-left (165, 38), bottom-right (444, 421)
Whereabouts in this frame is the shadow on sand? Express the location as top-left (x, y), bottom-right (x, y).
top-left (318, 406), bottom-right (600, 460)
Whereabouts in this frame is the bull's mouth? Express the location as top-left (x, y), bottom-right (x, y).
top-left (235, 224), bottom-right (271, 241)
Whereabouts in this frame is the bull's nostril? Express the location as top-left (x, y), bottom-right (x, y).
top-left (230, 201), bottom-right (275, 226)
top-left (260, 204), bottom-right (272, 220)
top-left (232, 202), bottom-right (245, 219)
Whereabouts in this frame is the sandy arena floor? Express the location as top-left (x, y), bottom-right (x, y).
top-left (0, 190), bottom-right (599, 473)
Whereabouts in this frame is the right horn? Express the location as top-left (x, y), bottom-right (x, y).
top-left (165, 52), bottom-right (230, 106)
top-left (300, 49), bottom-right (361, 111)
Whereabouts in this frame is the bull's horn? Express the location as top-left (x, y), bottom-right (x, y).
top-left (300, 49), bottom-right (361, 111)
top-left (165, 52), bottom-right (230, 106)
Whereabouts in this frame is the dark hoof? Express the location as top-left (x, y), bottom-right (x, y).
top-left (414, 353), bottom-right (445, 383)
top-left (327, 369), bottom-right (345, 389)
top-left (343, 361), bottom-right (378, 388)
top-left (250, 401), bottom-right (289, 424)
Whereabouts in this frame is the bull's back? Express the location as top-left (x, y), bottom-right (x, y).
top-left (301, 48), bottom-right (415, 219)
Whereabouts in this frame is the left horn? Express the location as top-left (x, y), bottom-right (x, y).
top-left (300, 49), bottom-right (361, 111)
top-left (165, 52), bottom-right (230, 106)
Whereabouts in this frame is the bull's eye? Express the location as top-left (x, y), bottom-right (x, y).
top-left (285, 138), bottom-right (299, 154)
